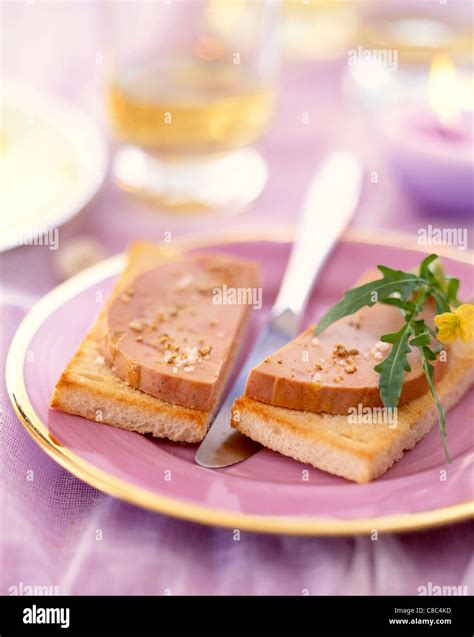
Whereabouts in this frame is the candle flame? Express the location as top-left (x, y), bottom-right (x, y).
top-left (193, 35), bottom-right (227, 62)
top-left (428, 54), bottom-right (461, 127)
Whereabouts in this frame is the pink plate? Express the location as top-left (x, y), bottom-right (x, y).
top-left (6, 228), bottom-right (474, 535)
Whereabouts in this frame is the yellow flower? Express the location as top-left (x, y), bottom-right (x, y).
top-left (434, 304), bottom-right (474, 344)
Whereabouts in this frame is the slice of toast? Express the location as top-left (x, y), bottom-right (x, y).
top-left (50, 241), bottom-right (253, 443)
top-left (231, 340), bottom-right (474, 482)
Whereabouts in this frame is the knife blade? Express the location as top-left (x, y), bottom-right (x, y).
top-left (195, 151), bottom-right (363, 469)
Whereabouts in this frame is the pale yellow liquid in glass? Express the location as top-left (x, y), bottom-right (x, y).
top-left (108, 59), bottom-right (275, 156)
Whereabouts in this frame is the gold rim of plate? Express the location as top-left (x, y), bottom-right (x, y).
top-left (6, 225), bottom-right (474, 536)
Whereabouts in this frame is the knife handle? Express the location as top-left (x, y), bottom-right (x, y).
top-left (270, 152), bottom-right (363, 335)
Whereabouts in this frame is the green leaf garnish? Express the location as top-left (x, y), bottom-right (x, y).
top-left (411, 316), bottom-right (450, 461)
top-left (315, 255), bottom-right (461, 462)
top-left (419, 347), bottom-right (450, 463)
top-left (314, 268), bottom-right (424, 335)
top-left (374, 324), bottom-right (412, 408)
top-left (419, 253), bottom-right (439, 279)
top-left (446, 278), bottom-right (461, 307)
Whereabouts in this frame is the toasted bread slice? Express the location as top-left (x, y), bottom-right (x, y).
top-left (50, 241), bottom-right (254, 443)
top-left (231, 340), bottom-right (474, 482)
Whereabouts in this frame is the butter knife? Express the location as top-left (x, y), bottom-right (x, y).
top-left (195, 152), bottom-right (363, 469)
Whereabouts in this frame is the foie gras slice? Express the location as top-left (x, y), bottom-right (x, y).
top-left (245, 289), bottom-right (447, 416)
top-left (105, 253), bottom-right (259, 411)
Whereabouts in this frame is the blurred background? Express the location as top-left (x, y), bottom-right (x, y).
top-left (1, 0), bottom-right (473, 291)
top-left (1, 1), bottom-right (473, 602)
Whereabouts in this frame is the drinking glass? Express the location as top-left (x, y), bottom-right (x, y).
top-left (104, 0), bottom-right (280, 213)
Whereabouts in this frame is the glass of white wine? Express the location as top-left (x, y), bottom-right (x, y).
top-left (105, 0), bottom-right (280, 214)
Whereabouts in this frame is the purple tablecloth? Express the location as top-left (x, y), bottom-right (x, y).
top-left (1, 2), bottom-right (472, 596)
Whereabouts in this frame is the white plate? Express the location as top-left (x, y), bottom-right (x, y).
top-left (0, 80), bottom-right (107, 253)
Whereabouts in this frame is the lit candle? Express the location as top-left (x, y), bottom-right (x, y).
top-left (427, 54), bottom-right (464, 139)
top-left (381, 55), bottom-right (473, 216)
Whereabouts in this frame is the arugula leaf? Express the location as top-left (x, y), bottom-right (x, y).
top-left (374, 323), bottom-right (413, 408)
top-left (315, 269), bottom-right (424, 335)
top-left (419, 346), bottom-right (450, 463)
top-left (313, 254), bottom-right (459, 461)
top-left (446, 277), bottom-right (461, 307)
top-left (419, 253), bottom-right (439, 279)
top-left (410, 319), bottom-right (450, 461)
top-left (430, 288), bottom-right (452, 314)
top-left (421, 323), bottom-right (444, 352)
top-left (380, 297), bottom-right (416, 313)
top-left (410, 331), bottom-right (431, 347)
top-left (424, 257), bottom-right (461, 310)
